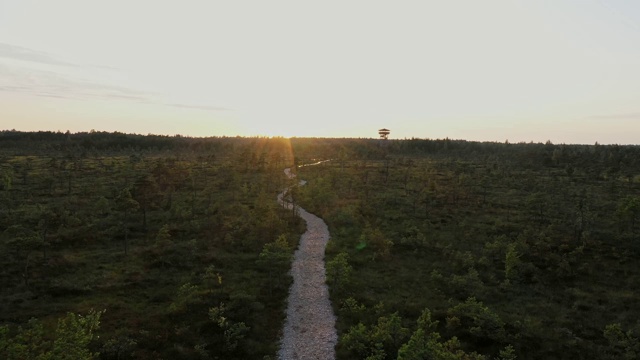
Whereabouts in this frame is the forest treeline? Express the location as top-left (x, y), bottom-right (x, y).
top-left (1, 131), bottom-right (639, 359)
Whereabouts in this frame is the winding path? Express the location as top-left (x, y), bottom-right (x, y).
top-left (277, 166), bottom-right (337, 360)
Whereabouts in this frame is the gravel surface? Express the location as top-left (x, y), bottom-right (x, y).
top-left (277, 168), bottom-right (337, 360)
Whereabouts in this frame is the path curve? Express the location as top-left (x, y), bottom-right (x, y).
top-left (277, 166), bottom-right (337, 360)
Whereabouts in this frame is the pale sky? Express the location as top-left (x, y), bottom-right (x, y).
top-left (1, 0), bottom-right (639, 144)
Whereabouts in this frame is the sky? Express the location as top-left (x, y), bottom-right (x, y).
top-left (1, 0), bottom-right (639, 144)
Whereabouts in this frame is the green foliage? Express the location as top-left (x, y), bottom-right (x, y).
top-left (0, 133), bottom-right (306, 359)
top-left (209, 303), bottom-right (250, 352)
top-left (291, 138), bottom-right (640, 359)
top-left (258, 234), bottom-right (292, 268)
top-left (155, 224), bottom-right (171, 243)
top-left (450, 267), bottom-right (485, 299)
top-left (115, 187), bottom-right (139, 214)
top-left (617, 196), bottom-right (640, 240)
top-left (371, 312), bottom-right (411, 355)
top-left (0, 318), bottom-right (47, 360)
top-left (0, 309), bottom-right (104, 360)
top-left (399, 225), bottom-right (428, 250)
top-left (340, 297), bottom-right (367, 324)
top-left (360, 224), bottom-right (394, 260)
top-left (341, 312), bottom-right (410, 360)
top-left (398, 308), bottom-right (487, 360)
top-left (342, 323), bottom-right (371, 357)
top-left (341, 304), bottom-right (491, 360)
top-left (46, 310), bottom-right (104, 360)
top-left (504, 243), bottom-right (521, 282)
top-left (4, 133), bottom-right (640, 359)
top-left (257, 234), bottom-right (293, 294)
top-left (168, 282), bottom-right (203, 314)
top-left (495, 345), bottom-right (517, 360)
top-left (447, 297), bottom-right (505, 343)
top-left (100, 336), bottom-right (137, 360)
top-left (0, 165), bottom-right (13, 190)
top-left (603, 323), bottom-right (639, 360)
top-left (326, 252), bottom-right (353, 294)
top-left (0, 132), bottom-right (302, 359)
top-left (152, 224), bottom-right (174, 259)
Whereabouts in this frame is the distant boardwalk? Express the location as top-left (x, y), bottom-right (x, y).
top-left (277, 168), bottom-right (337, 360)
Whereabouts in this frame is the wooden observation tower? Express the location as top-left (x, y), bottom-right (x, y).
top-left (378, 128), bottom-right (390, 140)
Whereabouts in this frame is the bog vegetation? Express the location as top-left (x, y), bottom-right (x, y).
top-left (1, 131), bottom-right (639, 359)
top-left (0, 131), bottom-right (303, 359)
top-left (293, 137), bottom-right (640, 360)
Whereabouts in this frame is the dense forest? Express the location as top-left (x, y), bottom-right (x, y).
top-left (1, 131), bottom-right (640, 359)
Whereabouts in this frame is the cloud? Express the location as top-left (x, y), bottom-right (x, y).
top-left (74, 80), bottom-right (153, 101)
top-left (35, 93), bottom-right (73, 99)
top-left (0, 85), bottom-right (30, 92)
top-left (0, 42), bottom-right (120, 72)
top-left (97, 93), bottom-right (149, 101)
top-left (0, 63), bottom-right (230, 111)
top-left (0, 44), bottom-right (231, 112)
top-left (89, 64), bottom-right (121, 71)
top-left (587, 112), bottom-right (640, 120)
top-left (0, 42), bottom-right (78, 67)
top-left (167, 103), bottom-right (232, 112)
top-left (0, 63), bottom-right (152, 102)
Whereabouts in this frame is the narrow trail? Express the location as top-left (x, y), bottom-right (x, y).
top-left (277, 166), bottom-right (337, 360)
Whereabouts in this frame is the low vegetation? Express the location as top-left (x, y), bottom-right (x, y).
top-left (0, 131), bottom-right (303, 359)
top-left (2, 132), bottom-right (639, 359)
top-left (294, 138), bottom-right (640, 359)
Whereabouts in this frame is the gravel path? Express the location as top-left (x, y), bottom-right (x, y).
top-left (277, 168), bottom-right (337, 360)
